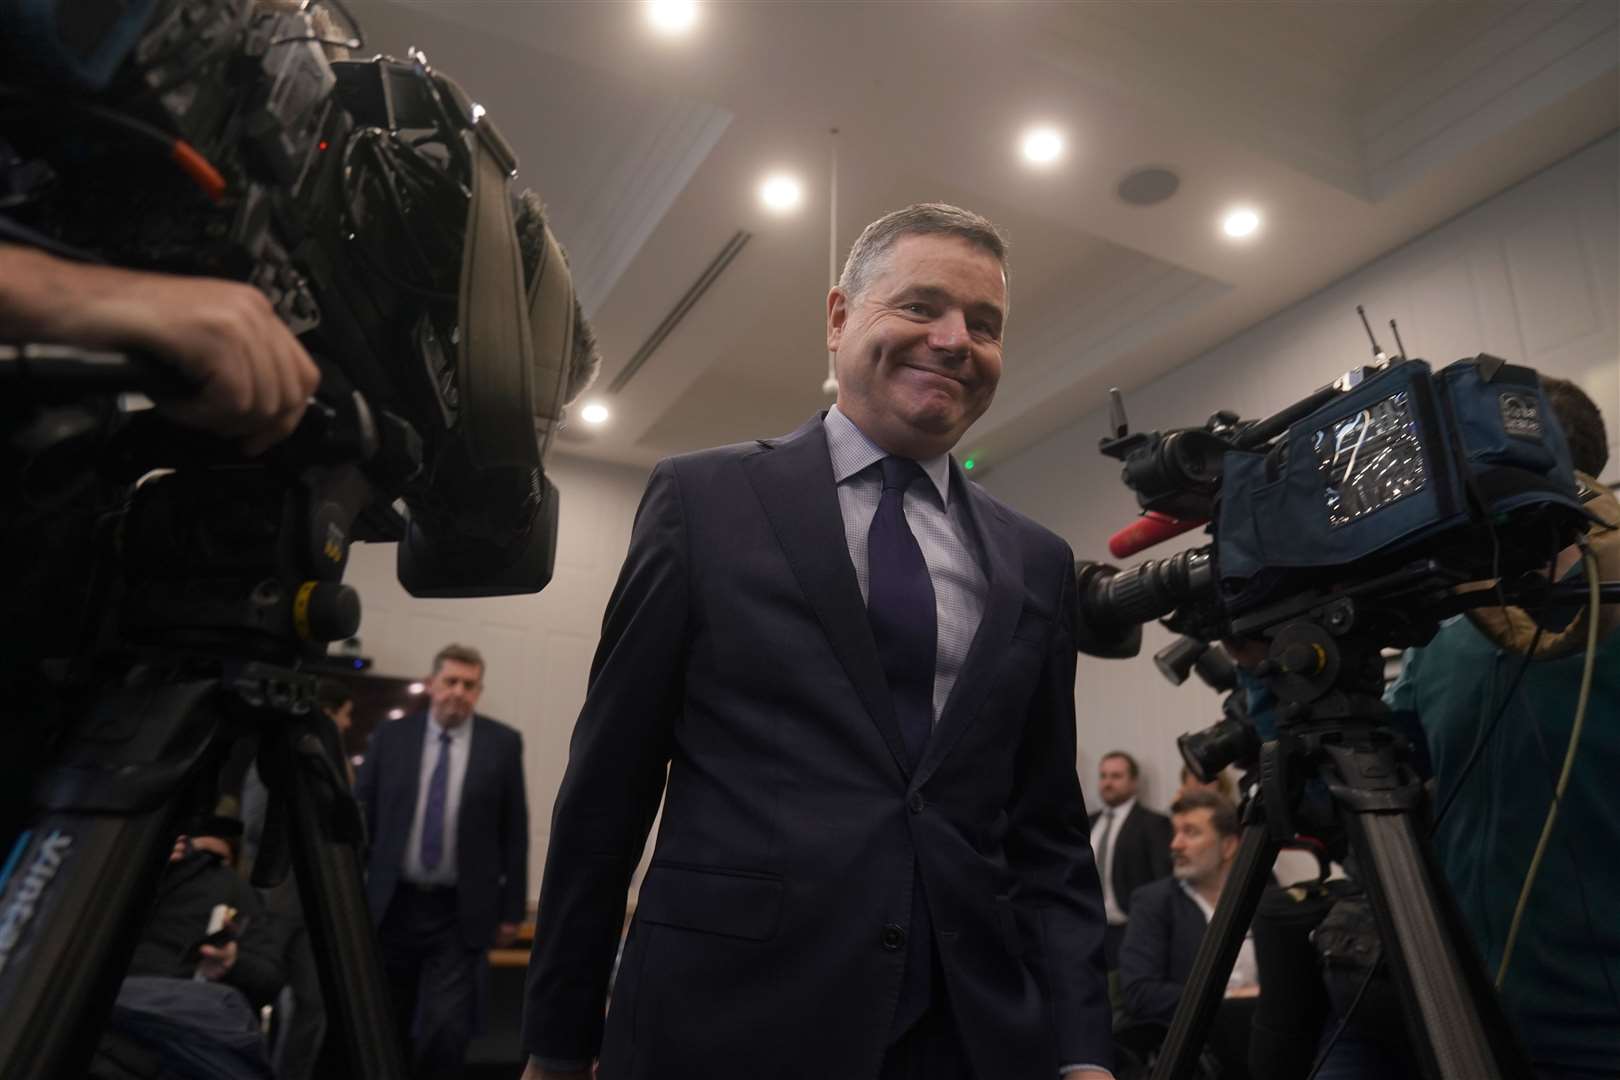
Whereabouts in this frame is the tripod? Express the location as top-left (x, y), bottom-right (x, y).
top-left (0, 414), bottom-right (408, 1078)
top-left (1152, 598), bottom-right (1537, 1080)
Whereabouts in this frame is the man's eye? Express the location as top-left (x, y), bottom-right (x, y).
top-left (902, 303), bottom-right (932, 316)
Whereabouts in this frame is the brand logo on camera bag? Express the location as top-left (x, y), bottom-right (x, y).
top-left (1498, 393), bottom-right (1544, 440)
top-left (0, 830), bottom-right (73, 975)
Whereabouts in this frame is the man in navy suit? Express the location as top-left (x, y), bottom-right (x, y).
top-left (522, 203), bottom-right (1113, 1080)
top-left (356, 643), bottom-right (529, 1079)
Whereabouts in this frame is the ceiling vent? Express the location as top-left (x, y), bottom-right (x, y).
top-left (1117, 167), bottom-right (1181, 207)
top-left (608, 229), bottom-right (753, 395)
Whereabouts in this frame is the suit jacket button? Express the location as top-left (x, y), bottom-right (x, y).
top-left (907, 792), bottom-right (925, 814)
top-left (881, 924), bottom-right (906, 951)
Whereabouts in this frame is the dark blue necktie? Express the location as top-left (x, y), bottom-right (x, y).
top-left (866, 456), bottom-right (938, 1038)
top-left (866, 456), bottom-right (937, 767)
top-left (420, 731), bottom-right (452, 871)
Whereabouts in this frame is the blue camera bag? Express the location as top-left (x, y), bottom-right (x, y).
top-left (1216, 357), bottom-right (1585, 613)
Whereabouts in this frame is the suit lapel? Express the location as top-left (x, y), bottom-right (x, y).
top-left (741, 417), bottom-right (910, 777)
top-left (394, 713), bottom-right (428, 845)
top-left (455, 715), bottom-right (485, 863)
top-left (1114, 805), bottom-right (1138, 892)
top-left (915, 466), bottom-right (1023, 787)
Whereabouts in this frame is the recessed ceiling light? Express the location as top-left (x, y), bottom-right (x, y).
top-left (408, 682), bottom-right (425, 694)
top-left (646, 0), bottom-right (698, 35)
top-left (760, 174), bottom-right (803, 213)
top-left (388, 708), bottom-right (405, 720)
top-left (580, 402), bottom-right (610, 425)
top-left (1020, 127), bottom-right (1064, 166)
top-left (1223, 208), bottom-right (1261, 239)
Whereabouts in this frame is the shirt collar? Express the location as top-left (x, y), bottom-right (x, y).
top-left (1178, 878), bottom-right (1213, 919)
top-left (427, 713), bottom-right (471, 742)
top-left (824, 404), bottom-right (953, 507)
top-left (1105, 795), bottom-right (1137, 819)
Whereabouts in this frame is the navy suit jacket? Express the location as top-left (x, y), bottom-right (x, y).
top-left (523, 416), bottom-right (1112, 1079)
top-left (1118, 876), bottom-right (1207, 1025)
top-left (355, 711), bottom-right (529, 949)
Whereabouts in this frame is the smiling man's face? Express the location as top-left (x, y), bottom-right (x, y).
top-left (827, 232), bottom-right (1005, 460)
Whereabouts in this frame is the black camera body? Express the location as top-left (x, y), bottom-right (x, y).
top-left (2, 0), bottom-right (575, 661)
top-left (1079, 355), bottom-right (1593, 650)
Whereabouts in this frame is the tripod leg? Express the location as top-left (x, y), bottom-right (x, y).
top-left (264, 713), bottom-right (406, 1079)
top-left (0, 680), bottom-right (220, 1080)
top-left (1331, 744), bottom-right (1534, 1080)
top-left (1152, 821), bottom-right (1281, 1080)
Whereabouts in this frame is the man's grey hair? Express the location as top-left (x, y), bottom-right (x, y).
top-left (837, 202), bottom-right (1009, 302)
top-left (432, 642), bottom-right (485, 677)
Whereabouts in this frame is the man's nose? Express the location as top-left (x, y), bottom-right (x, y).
top-left (927, 310), bottom-right (971, 356)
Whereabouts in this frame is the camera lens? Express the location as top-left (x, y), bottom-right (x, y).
top-left (1178, 718), bottom-right (1260, 780)
top-left (1077, 546), bottom-right (1214, 635)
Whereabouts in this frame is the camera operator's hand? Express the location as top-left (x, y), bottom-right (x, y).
top-left (196, 940), bottom-right (238, 981)
top-left (0, 244), bottom-right (320, 454)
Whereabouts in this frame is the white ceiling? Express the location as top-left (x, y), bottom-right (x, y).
top-left (352, 0), bottom-right (1619, 475)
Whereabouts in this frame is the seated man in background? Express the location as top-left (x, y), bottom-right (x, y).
top-left (1119, 791), bottom-right (1256, 1078)
top-left (99, 815), bottom-right (285, 1080)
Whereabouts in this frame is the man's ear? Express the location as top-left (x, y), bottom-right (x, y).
top-left (827, 287), bottom-right (848, 353)
top-left (1221, 835), bottom-right (1240, 863)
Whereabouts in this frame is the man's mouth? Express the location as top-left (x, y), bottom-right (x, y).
top-left (901, 364), bottom-right (966, 388)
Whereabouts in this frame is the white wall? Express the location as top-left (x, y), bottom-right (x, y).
top-left (341, 452), bottom-right (651, 901)
top-left (983, 133), bottom-right (1620, 813)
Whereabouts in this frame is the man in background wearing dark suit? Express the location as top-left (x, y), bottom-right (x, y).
top-left (523, 203), bottom-right (1113, 1080)
top-left (356, 643), bottom-right (529, 1079)
top-left (1118, 791), bottom-right (1256, 1077)
top-left (1089, 750), bottom-right (1172, 968)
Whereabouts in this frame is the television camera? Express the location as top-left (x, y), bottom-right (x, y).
top-left (0, 0), bottom-right (596, 1074)
top-left (1072, 350), bottom-right (1617, 1080)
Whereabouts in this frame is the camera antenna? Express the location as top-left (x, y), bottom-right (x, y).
top-left (1356, 305), bottom-right (1388, 362)
top-left (1107, 387), bottom-right (1130, 439)
top-left (1389, 318), bottom-right (1408, 361)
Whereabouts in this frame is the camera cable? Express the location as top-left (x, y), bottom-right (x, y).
top-left (1495, 545), bottom-right (1602, 989)
top-left (1428, 622), bottom-right (1541, 833)
top-left (1302, 957), bottom-right (1384, 1080)
top-left (0, 88), bottom-right (226, 201)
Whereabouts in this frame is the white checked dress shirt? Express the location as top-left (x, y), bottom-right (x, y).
top-left (823, 405), bottom-right (989, 724)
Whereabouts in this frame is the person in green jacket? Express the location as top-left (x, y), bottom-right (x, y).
top-left (1386, 376), bottom-right (1619, 1079)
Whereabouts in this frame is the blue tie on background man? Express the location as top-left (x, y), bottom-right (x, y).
top-left (419, 732), bottom-right (452, 871)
